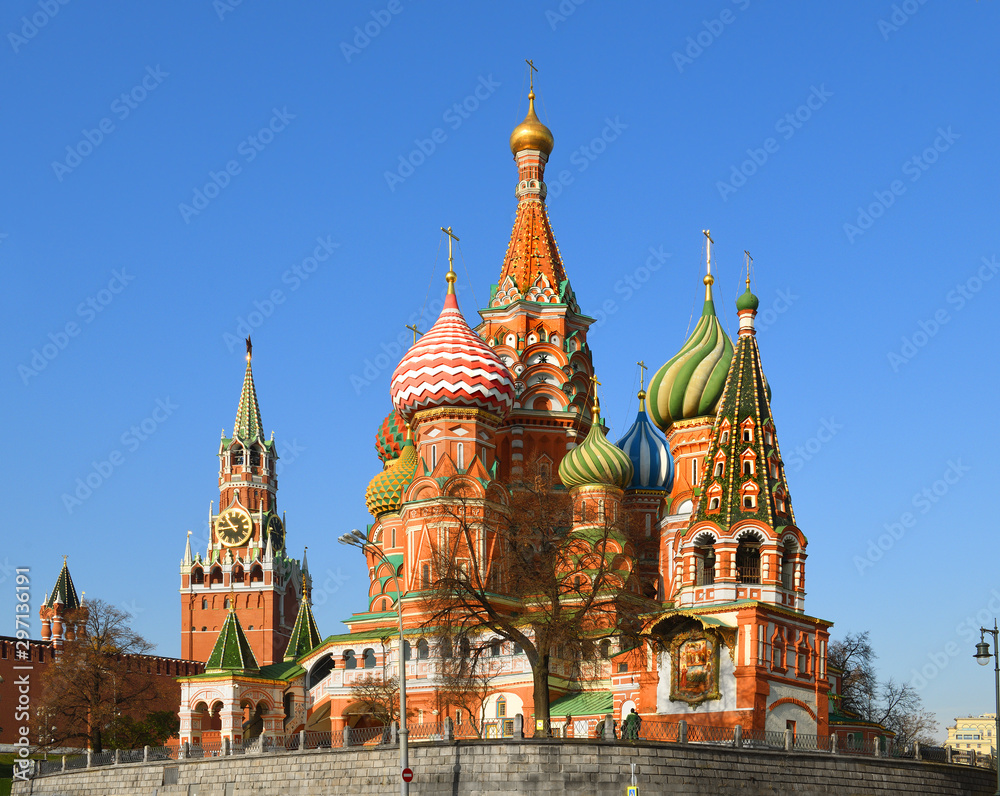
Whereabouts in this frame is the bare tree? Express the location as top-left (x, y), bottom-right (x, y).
top-left (348, 672), bottom-right (400, 725)
top-left (437, 643), bottom-right (503, 737)
top-left (829, 630), bottom-right (938, 745)
top-left (423, 469), bottom-right (654, 726)
top-left (35, 600), bottom-right (164, 753)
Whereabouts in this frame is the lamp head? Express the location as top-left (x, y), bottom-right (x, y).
top-left (351, 528), bottom-right (366, 541)
top-left (975, 639), bottom-right (993, 665)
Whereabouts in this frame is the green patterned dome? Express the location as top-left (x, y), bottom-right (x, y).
top-left (375, 409), bottom-right (406, 463)
top-left (366, 439), bottom-right (418, 516)
top-left (558, 407), bottom-right (634, 491)
top-left (648, 280), bottom-right (734, 431)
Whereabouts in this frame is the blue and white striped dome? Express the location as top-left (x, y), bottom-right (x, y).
top-left (616, 391), bottom-right (674, 492)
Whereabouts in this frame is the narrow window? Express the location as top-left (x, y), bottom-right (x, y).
top-left (457, 443), bottom-right (464, 470)
top-left (743, 428), bottom-right (752, 442)
top-left (496, 697), bottom-right (507, 718)
top-left (714, 461), bottom-right (724, 477)
top-left (421, 564), bottom-right (430, 588)
top-left (721, 430), bottom-right (729, 444)
top-left (391, 527), bottom-right (396, 548)
top-left (709, 497), bottom-right (720, 510)
top-left (691, 458), bottom-right (699, 485)
top-left (743, 460), bottom-right (753, 476)
top-left (431, 445), bottom-right (438, 468)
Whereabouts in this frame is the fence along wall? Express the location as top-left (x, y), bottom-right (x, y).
top-left (14, 740), bottom-right (998, 796)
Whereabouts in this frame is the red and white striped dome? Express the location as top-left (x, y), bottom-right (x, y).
top-left (391, 284), bottom-right (515, 423)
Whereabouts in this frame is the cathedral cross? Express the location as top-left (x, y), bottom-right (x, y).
top-left (637, 360), bottom-right (647, 391)
top-left (525, 58), bottom-right (538, 92)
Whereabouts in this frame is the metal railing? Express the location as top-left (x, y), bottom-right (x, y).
top-left (24, 719), bottom-right (997, 780)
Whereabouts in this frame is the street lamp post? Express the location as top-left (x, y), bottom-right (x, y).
top-left (973, 619), bottom-right (1000, 795)
top-left (339, 529), bottom-right (408, 796)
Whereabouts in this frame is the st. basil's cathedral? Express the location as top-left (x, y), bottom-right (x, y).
top-left (175, 81), bottom-right (837, 746)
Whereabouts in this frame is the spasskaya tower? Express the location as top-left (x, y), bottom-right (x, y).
top-left (179, 338), bottom-right (303, 666)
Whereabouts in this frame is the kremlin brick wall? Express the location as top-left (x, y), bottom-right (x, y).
top-left (16, 739), bottom-right (996, 796)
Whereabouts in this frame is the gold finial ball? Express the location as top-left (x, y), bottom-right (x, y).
top-left (638, 389), bottom-right (647, 401)
top-left (446, 270), bottom-right (457, 284)
top-left (703, 274), bottom-right (715, 286)
top-left (510, 90), bottom-right (554, 157)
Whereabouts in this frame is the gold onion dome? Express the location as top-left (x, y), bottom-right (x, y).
top-left (647, 275), bottom-right (734, 432)
top-left (558, 403), bottom-right (634, 491)
top-left (509, 90), bottom-right (554, 157)
top-left (365, 438), bottom-right (418, 517)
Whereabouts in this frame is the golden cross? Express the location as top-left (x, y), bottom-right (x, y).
top-left (405, 324), bottom-right (423, 345)
top-left (525, 58), bottom-right (538, 92)
top-left (744, 250), bottom-right (753, 290)
top-left (441, 226), bottom-right (460, 273)
top-left (637, 360), bottom-right (647, 392)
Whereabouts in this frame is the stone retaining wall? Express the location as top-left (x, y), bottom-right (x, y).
top-left (13, 739), bottom-right (997, 796)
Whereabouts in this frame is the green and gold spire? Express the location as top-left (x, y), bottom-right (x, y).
top-left (284, 550), bottom-right (322, 661)
top-left (558, 379), bottom-right (634, 491)
top-left (44, 556), bottom-right (80, 609)
top-left (647, 231), bottom-right (734, 431)
top-left (691, 275), bottom-right (796, 529)
top-left (206, 604), bottom-right (259, 673)
top-left (234, 336), bottom-right (264, 442)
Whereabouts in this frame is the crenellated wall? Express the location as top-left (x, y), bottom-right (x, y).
top-left (15, 740), bottom-right (996, 796)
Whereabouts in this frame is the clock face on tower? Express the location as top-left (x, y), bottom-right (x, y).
top-left (267, 515), bottom-right (284, 551)
top-left (216, 507), bottom-right (253, 547)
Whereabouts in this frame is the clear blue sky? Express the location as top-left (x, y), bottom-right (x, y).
top-left (3, 1), bottom-right (998, 740)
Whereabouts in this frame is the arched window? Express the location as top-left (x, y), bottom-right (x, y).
top-left (201, 598), bottom-right (208, 610)
top-left (736, 532), bottom-right (762, 584)
top-left (459, 637), bottom-right (471, 659)
top-left (743, 460), bottom-right (753, 476)
top-left (232, 566), bottom-right (244, 584)
top-left (490, 639), bottom-right (502, 657)
top-left (224, 598), bottom-right (231, 609)
top-left (421, 564), bottom-right (430, 588)
top-left (714, 461), bottom-right (724, 477)
top-left (439, 637), bottom-right (453, 659)
top-left (781, 539), bottom-right (796, 590)
top-left (743, 494), bottom-right (756, 509)
top-left (403, 640), bottom-right (412, 661)
top-left (380, 598), bottom-right (388, 612)
top-left (721, 430), bottom-right (730, 444)
top-left (600, 639), bottom-right (612, 659)
top-left (249, 565), bottom-right (263, 583)
top-left (363, 648), bottom-right (376, 669)
top-left (695, 533), bottom-right (716, 586)
top-left (191, 567), bottom-right (204, 585)
top-left (709, 496), bottom-right (720, 510)
top-left (417, 639), bottom-right (429, 660)
top-left (209, 567), bottom-right (223, 585)
top-left (344, 649), bottom-right (357, 670)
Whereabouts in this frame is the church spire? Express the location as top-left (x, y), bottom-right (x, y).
top-left (284, 555), bottom-right (323, 662)
top-left (692, 272), bottom-right (795, 529)
top-left (493, 65), bottom-right (568, 303)
top-left (234, 336), bottom-right (263, 442)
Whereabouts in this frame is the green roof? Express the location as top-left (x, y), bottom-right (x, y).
top-left (44, 559), bottom-right (80, 609)
top-left (206, 611), bottom-right (259, 673)
top-left (550, 691), bottom-right (613, 717)
top-left (234, 355), bottom-right (264, 442)
top-left (284, 596), bottom-right (323, 662)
